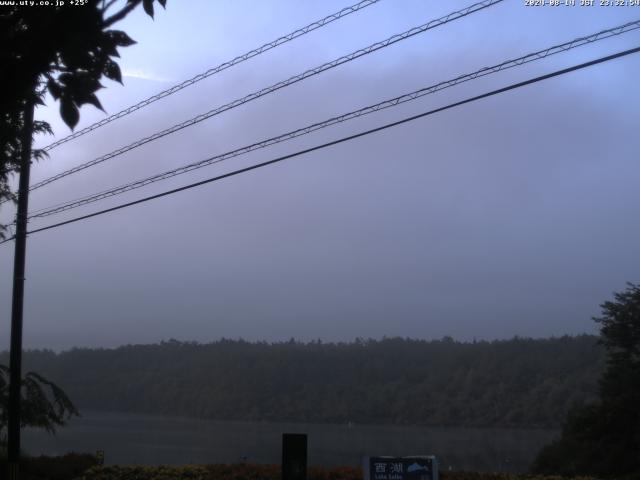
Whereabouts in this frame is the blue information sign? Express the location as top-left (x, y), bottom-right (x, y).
top-left (364, 456), bottom-right (438, 480)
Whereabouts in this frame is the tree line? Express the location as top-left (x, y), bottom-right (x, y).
top-left (0, 335), bottom-right (602, 429)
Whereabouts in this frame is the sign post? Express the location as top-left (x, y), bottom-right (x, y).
top-left (364, 456), bottom-right (438, 480)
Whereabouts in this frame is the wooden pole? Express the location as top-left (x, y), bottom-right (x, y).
top-left (7, 95), bottom-right (35, 480)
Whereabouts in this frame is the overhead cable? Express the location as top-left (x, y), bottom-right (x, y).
top-left (42, 0), bottom-right (383, 152)
top-left (27, 0), bottom-right (503, 193)
top-left (1, 45), bottom-right (633, 243)
top-left (28, 20), bottom-right (640, 219)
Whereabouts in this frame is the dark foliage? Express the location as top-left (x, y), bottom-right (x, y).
top-left (0, 452), bottom-right (97, 480)
top-left (0, 0), bottom-right (166, 237)
top-left (0, 335), bottom-right (603, 429)
top-left (0, 365), bottom-right (79, 437)
top-left (50, 463), bottom-right (601, 480)
top-left (532, 283), bottom-right (640, 477)
top-left (76, 463), bottom-right (361, 480)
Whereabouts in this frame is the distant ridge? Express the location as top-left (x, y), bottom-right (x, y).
top-left (1, 335), bottom-right (603, 428)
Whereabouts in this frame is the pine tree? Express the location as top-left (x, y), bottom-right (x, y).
top-left (533, 283), bottom-right (640, 477)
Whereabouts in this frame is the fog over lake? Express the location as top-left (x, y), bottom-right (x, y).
top-left (2, 1), bottom-right (638, 478)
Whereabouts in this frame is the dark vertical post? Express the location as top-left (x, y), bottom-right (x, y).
top-left (282, 433), bottom-right (307, 480)
top-left (7, 96), bottom-right (35, 480)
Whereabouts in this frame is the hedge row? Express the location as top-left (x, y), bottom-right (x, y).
top-left (73, 464), bottom-right (600, 480)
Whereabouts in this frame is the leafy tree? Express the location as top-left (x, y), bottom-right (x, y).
top-left (0, 365), bottom-right (79, 440)
top-left (0, 0), bottom-right (167, 238)
top-left (532, 283), bottom-right (640, 477)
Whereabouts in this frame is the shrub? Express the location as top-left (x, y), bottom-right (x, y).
top-left (0, 452), bottom-right (97, 480)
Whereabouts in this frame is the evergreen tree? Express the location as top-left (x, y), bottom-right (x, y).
top-left (533, 283), bottom-right (640, 477)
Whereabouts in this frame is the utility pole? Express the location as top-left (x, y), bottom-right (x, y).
top-left (7, 95), bottom-right (35, 480)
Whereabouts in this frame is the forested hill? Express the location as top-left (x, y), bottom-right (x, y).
top-left (2, 336), bottom-right (603, 428)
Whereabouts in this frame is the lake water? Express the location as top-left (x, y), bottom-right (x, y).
top-left (22, 411), bottom-right (558, 473)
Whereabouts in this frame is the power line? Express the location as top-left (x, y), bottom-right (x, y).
top-left (42, 0), bottom-right (383, 152)
top-left (28, 19), bottom-right (640, 220)
top-left (26, 0), bottom-right (503, 193)
top-left (3, 45), bottom-right (634, 243)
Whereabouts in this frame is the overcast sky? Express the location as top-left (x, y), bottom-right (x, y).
top-left (1, 0), bottom-right (639, 351)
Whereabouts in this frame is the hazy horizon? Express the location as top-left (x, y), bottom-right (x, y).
top-left (1, 331), bottom-right (602, 354)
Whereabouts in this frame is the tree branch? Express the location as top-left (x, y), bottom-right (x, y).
top-left (101, 0), bottom-right (119, 15)
top-left (103, 0), bottom-right (141, 27)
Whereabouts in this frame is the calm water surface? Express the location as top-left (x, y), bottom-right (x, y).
top-left (23, 411), bottom-right (558, 473)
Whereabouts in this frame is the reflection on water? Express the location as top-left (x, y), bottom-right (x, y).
top-left (23, 411), bottom-right (558, 473)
